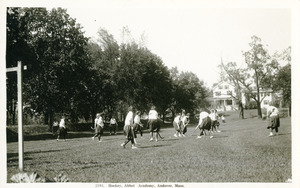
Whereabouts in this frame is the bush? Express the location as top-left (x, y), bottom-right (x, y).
top-left (10, 172), bottom-right (70, 183)
top-left (10, 172), bottom-right (46, 183)
top-left (66, 123), bottom-right (93, 131)
top-left (245, 101), bottom-right (257, 109)
top-left (53, 172), bottom-right (70, 182)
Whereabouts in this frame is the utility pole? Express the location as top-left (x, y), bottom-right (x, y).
top-left (6, 61), bottom-right (24, 171)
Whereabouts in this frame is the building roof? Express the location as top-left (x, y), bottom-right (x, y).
top-left (212, 80), bottom-right (235, 90)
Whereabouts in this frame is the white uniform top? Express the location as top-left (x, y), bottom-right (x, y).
top-left (174, 115), bottom-right (181, 124)
top-left (148, 110), bottom-right (158, 120)
top-left (209, 112), bottom-right (217, 121)
top-left (59, 119), bottom-right (65, 128)
top-left (125, 111), bottom-right (134, 126)
top-left (110, 118), bottom-right (117, 124)
top-left (198, 111), bottom-right (209, 125)
top-left (267, 106), bottom-right (279, 117)
top-left (182, 116), bottom-right (189, 126)
top-left (95, 117), bottom-right (104, 128)
top-left (134, 115), bottom-right (141, 124)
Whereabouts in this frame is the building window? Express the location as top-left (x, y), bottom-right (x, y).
top-left (226, 100), bottom-right (232, 105)
top-left (218, 85), bottom-right (223, 89)
top-left (263, 100), bottom-right (269, 105)
top-left (215, 92), bottom-right (221, 96)
top-left (227, 90), bottom-right (232, 95)
top-left (224, 85), bottom-right (229, 89)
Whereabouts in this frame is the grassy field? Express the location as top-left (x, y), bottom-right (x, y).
top-left (6, 110), bottom-right (291, 183)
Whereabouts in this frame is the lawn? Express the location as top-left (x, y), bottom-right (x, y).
top-left (6, 110), bottom-right (292, 183)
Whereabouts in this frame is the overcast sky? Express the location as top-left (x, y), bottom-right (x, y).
top-left (62, 1), bottom-right (292, 87)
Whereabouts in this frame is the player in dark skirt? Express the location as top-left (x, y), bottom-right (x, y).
top-left (92, 113), bottom-right (105, 142)
top-left (193, 111), bottom-right (213, 139)
top-left (173, 113), bottom-right (182, 137)
top-left (121, 106), bottom-right (137, 149)
top-left (149, 118), bottom-right (162, 141)
top-left (181, 113), bottom-right (190, 136)
top-left (209, 109), bottom-right (221, 132)
top-left (147, 106), bottom-right (162, 142)
top-left (109, 116), bottom-right (118, 135)
top-left (133, 110), bottom-right (143, 144)
top-left (266, 105), bottom-right (280, 137)
top-left (57, 116), bottom-right (67, 141)
top-left (198, 116), bottom-right (212, 138)
top-left (52, 121), bottom-right (59, 136)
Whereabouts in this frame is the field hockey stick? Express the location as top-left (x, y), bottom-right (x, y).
top-left (157, 132), bottom-right (164, 139)
top-left (190, 125), bottom-right (200, 136)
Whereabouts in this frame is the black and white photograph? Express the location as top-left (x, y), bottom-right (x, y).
top-left (1, 0), bottom-right (300, 187)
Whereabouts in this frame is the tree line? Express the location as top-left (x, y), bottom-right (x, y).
top-left (7, 8), bottom-right (291, 128)
top-left (6, 7), bottom-right (209, 128)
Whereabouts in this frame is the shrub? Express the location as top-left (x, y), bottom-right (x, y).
top-left (66, 123), bottom-right (93, 131)
top-left (10, 172), bottom-right (46, 183)
top-left (10, 172), bottom-right (70, 183)
top-left (53, 172), bottom-right (70, 182)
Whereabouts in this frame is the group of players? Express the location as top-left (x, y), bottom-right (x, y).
top-left (55, 104), bottom-right (281, 148)
top-left (91, 105), bottom-right (224, 149)
top-left (173, 109), bottom-right (222, 139)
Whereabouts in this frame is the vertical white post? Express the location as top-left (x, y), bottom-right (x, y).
top-left (17, 61), bottom-right (24, 171)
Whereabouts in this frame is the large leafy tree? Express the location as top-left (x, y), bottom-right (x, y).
top-left (93, 28), bottom-right (120, 118)
top-left (272, 47), bottom-right (291, 115)
top-left (241, 36), bottom-right (279, 118)
top-left (88, 27), bottom-right (174, 120)
top-left (141, 51), bottom-right (173, 115)
top-left (6, 8), bottom-right (91, 127)
top-left (6, 7), bottom-right (38, 125)
top-left (115, 42), bottom-right (173, 116)
top-left (169, 67), bottom-right (209, 119)
top-left (273, 64), bottom-right (291, 114)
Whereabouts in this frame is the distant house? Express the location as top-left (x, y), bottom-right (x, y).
top-left (211, 81), bottom-right (238, 111)
top-left (242, 87), bottom-right (282, 110)
top-left (211, 81), bottom-right (282, 111)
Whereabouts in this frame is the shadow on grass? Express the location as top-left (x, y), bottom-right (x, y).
top-left (7, 127), bottom-right (169, 143)
top-left (137, 144), bottom-right (170, 149)
top-left (7, 157), bottom-right (33, 163)
top-left (212, 135), bottom-right (229, 138)
top-left (270, 133), bottom-right (291, 136)
top-left (7, 149), bottom-right (65, 163)
top-left (24, 131), bottom-right (95, 141)
top-left (7, 131), bottom-right (97, 143)
top-left (158, 138), bottom-right (180, 142)
top-left (7, 149), bottom-right (66, 157)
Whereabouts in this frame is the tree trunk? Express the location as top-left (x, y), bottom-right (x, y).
top-left (256, 100), bottom-right (262, 118)
top-left (91, 101), bottom-right (98, 125)
top-left (44, 111), bottom-right (54, 132)
top-left (289, 102), bottom-right (291, 117)
top-left (44, 112), bottom-right (49, 125)
top-left (239, 101), bottom-right (244, 119)
top-left (12, 101), bottom-right (17, 125)
top-left (49, 111), bottom-right (54, 131)
top-left (171, 109), bottom-right (175, 123)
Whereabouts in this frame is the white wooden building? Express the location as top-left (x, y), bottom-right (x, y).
top-left (212, 81), bottom-right (238, 111)
top-left (212, 81), bottom-right (281, 111)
